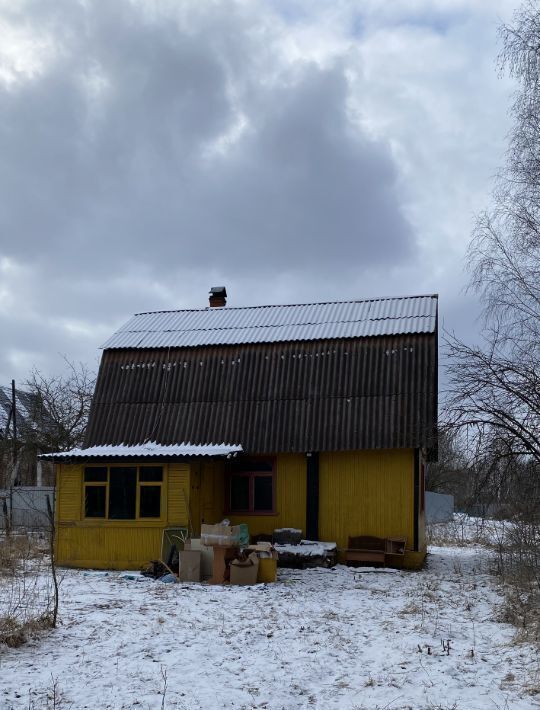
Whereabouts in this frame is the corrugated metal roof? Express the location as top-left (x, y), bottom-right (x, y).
top-left (86, 335), bottom-right (437, 454)
top-left (102, 295), bottom-right (438, 350)
top-left (41, 442), bottom-right (243, 461)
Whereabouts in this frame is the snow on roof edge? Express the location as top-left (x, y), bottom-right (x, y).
top-left (40, 442), bottom-right (243, 460)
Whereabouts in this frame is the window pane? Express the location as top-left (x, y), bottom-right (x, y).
top-left (108, 467), bottom-right (136, 519)
top-left (85, 486), bottom-right (106, 517)
top-left (230, 475), bottom-right (250, 511)
top-left (254, 475), bottom-right (273, 512)
top-left (139, 486), bottom-right (161, 518)
top-left (139, 466), bottom-right (163, 482)
top-left (84, 467), bottom-right (107, 482)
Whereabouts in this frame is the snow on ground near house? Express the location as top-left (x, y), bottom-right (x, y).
top-left (428, 514), bottom-right (514, 547)
top-left (1, 546), bottom-right (539, 709)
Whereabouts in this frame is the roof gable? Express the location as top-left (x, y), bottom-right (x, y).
top-left (87, 333), bottom-right (437, 454)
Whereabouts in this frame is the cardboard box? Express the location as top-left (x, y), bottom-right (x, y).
top-left (248, 542), bottom-right (274, 553)
top-left (209, 545), bottom-right (239, 585)
top-left (201, 523), bottom-right (242, 547)
top-left (185, 539), bottom-right (214, 579)
top-left (178, 550), bottom-right (201, 582)
top-left (230, 553), bottom-right (259, 586)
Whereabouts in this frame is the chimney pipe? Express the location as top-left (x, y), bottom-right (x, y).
top-left (209, 286), bottom-right (227, 308)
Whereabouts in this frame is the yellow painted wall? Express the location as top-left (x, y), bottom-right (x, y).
top-left (55, 462), bottom-right (191, 569)
top-left (55, 449), bottom-right (424, 570)
top-left (199, 459), bottom-right (225, 528)
top-left (198, 453), bottom-right (307, 536)
top-left (417, 450), bottom-right (427, 552)
top-left (318, 449), bottom-right (418, 553)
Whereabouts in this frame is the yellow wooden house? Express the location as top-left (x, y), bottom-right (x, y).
top-left (45, 290), bottom-right (438, 570)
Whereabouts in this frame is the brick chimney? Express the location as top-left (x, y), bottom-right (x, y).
top-left (209, 286), bottom-right (227, 307)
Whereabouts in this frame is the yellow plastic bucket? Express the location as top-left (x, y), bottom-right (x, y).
top-left (257, 557), bottom-right (277, 583)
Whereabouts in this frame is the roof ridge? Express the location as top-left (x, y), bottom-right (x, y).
top-left (122, 312), bottom-right (434, 335)
top-left (134, 293), bottom-right (438, 317)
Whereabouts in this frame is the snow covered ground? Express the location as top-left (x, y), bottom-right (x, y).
top-left (1, 544), bottom-right (539, 709)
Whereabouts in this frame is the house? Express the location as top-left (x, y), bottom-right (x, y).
top-left (0, 384), bottom-right (54, 487)
top-left (45, 289), bottom-right (438, 570)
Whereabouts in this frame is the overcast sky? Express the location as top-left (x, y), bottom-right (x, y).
top-left (0, 0), bottom-right (518, 383)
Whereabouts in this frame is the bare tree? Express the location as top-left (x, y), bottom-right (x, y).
top-left (443, 7), bottom-right (540, 637)
top-left (445, 1), bottom-right (540, 467)
top-left (25, 359), bottom-right (95, 454)
top-left (426, 429), bottom-right (466, 493)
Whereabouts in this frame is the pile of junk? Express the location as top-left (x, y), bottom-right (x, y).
top-left (142, 524), bottom-right (337, 585)
top-left (142, 521), bottom-right (278, 586)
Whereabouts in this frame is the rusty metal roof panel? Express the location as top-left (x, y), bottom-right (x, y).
top-left (102, 295), bottom-right (438, 350)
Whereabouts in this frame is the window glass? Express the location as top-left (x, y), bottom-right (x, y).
top-left (254, 475), bottom-right (273, 512)
top-left (139, 485), bottom-right (161, 518)
top-left (108, 467), bottom-right (136, 519)
top-left (230, 475), bottom-right (250, 511)
top-left (84, 467), bottom-right (107, 482)
top-left (85, 486), bottom-right (106, 517)
top-left (139, 466), bottom-right (163, 482)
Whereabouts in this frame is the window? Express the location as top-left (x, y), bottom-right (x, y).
top-left (227, 459), bottom-right (275, 514)
top-left (84, 465), bottom-right (163, 520)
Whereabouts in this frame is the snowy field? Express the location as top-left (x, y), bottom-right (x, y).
top-left (1, 544), bottom-right (539, 709)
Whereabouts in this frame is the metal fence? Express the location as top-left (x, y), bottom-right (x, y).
top-left (426, 491), bottom-right (454, 523)
top-left (0, 486), bottom-right (54, 531)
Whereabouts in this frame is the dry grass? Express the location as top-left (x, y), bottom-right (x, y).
top-left (426, 514), bottom-right (505, 548)
top-left (0, 532), bottom-right (55, 648)
top-left (0, 533), bottom-right (46, 574)
top-left (429, 514), bottom-right (540, 647)
top-left (496, 522), bottom-right (540, 645)
top-left (0, 612), bottom-right (54, 648)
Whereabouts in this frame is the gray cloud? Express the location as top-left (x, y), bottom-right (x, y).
top-left (1, 1), bottom-right (411, 280)
top-left (0, 0), bottom-right (517, 383)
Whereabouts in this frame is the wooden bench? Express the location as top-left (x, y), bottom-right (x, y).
top-left (344, 536), bottom-right (406, 567)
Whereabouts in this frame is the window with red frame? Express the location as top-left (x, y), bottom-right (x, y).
top-left (227, 459), bottom-right (275, 514)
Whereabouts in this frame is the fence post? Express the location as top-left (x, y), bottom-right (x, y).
top-left (46, 494), bottom-right (59, 628)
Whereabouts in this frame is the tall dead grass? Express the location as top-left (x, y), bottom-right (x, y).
top-left (428, 513), bottom-right (540, 645)
top-left (426, 513), bottom-right (506, 548)
top-left (496, 521), bottom-right (540, 644)
top-left (0, 532), bottom-right (56, 648)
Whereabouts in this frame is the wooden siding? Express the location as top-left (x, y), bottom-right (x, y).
top-left (199, 459), bottom-right (224, 527)
top-left (417, 450), bottom-right (427, 551)
top-left (56, 525), bottom-right (163, 569)
top-left (198, 454), bottom-right (306, 536)
top-left (57, 464), bottom-right (82, 521)
top-left (318, 449), bottom-right (418, 551)
top-left (167, 463), bottom-right (190, 525)
top-left (55, 462), bottom-right (191, 569)
top-left (55, 450), bottom-right (425, 570)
